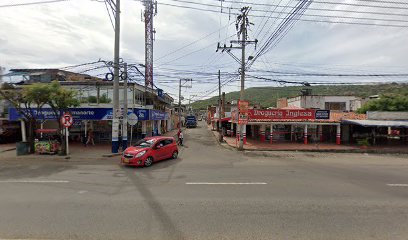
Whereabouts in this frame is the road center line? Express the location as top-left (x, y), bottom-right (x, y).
top-left (186, 182), bottom-right (267, 185)
top-left (387, 184), bottom-right (408, 187)
top-left (0, 180), bottom-right (70, 183)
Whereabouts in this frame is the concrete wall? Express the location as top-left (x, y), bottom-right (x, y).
top-left (287, 96), bottom-right (302, 108)
top-left (287, 95), bottom-right (360, 111)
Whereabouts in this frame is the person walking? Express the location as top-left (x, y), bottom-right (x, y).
top-left (86, 128), bottom-right (95, 146)
top-left (179, 130), bottom-right (184, 146)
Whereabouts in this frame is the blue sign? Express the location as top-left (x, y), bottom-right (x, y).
top-left (150, 109), bottom-right (169, 120)
top-left (315, 110), bottom-right (330, 120)
top-left (9, 108), bottom-right (151, 121)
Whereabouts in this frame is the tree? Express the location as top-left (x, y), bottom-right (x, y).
top-left (0, 83), bottom-right (50, 153)
top-left (47, 81), bottom-right (80, 155)
top-left (0, 81), bottom-right (79, 155)
top-left (357, 93), bottom-right (408, 113)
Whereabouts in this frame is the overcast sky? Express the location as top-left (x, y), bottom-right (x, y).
top-left (1, 0), bottom-right (408, 103)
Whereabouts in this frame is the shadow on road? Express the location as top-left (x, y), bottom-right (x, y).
top-left (0, 164), bottom-right (75, 180)
top-left (123, 166), bottom-right (185, 240)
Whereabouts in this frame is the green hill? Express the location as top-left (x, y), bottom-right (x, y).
top-left (191, 83), bottom-right (408, 110)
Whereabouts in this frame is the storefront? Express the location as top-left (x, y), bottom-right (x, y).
top-left (8, 107), bottom-right (166, 144)
top-left (228, 108), bottom-right (365, 145)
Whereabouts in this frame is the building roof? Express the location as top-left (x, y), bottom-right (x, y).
top-left (342, 119), bottom-right (408, 128)
top-left (248, 111), bottom-right (367, 124)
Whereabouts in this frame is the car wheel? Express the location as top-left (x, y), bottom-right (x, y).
top-left (172, 151), bottom-right (178, 159)
top-left (144, 157), bottom-right (154, 167)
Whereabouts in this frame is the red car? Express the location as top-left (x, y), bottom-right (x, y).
top-left (121, 136), bottom-right (179, 167)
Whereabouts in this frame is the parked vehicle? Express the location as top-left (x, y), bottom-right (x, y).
top-left (185, 115), bottom-right (197, 128)
top-left (121, 136), bottom-right (178, 167)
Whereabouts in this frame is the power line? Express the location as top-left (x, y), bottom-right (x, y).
top-left (0, 0), bottom-right (69, 8)
top-left (157, 2), bottom-right (408, 27)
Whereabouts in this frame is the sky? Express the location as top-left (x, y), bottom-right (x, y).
top-left (1, 0), bottom-right (408, 103)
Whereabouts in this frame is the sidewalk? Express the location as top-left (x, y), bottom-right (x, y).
top-left (0, 129), bottom-right (182, 162)
top-left (0, 143), bottom-right (16, 153)
top-left (209, 125), bottom-right (408, 154)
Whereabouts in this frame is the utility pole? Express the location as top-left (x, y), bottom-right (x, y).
top-left (112, 0), bottom-right (121, 153)
top-left (122, 62), bottom-right (128, 150)
top-left (238, 8), bottom-right (247, 151)
top-left (218, 69), bottom-right (223, 142)
top-left (178, 78), bottom-right (182, 133)
top-left (216, 6), bottom-right (257, 150)
top-left (178, 79), bottom-right (192, 133)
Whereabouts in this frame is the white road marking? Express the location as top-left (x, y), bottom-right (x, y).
top-left (0, 180), bottom-right (69, 183)
top-left (186, 182), bottom-right (267, 185)
top-left (387, 184), bottom-right (408, 187)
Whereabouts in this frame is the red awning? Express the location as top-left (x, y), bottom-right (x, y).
top-left (220, 117), bottom-right (231, 122)
top-left (35, 129), bottom-right (58, 133)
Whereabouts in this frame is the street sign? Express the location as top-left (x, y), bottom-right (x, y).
top-left (128, 113), bottom-right (138, 126)
top-left (60, 113), bottom-right (73, 128)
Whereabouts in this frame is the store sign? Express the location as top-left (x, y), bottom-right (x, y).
top-left (150, 110), bottom-right (169, 120)
top-left (315, 110), bottom-right (330, 120)
top-left (238, 113), bottom-right (249, 124)
top-left (238, 100), bottom-right (249, 113)
top-left (248, 109), bottom-right (330, 121)
top-left (9, 108), bottom-right (151, 121)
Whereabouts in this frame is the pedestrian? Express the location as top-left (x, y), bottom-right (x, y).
top-left (86, 128), bottom-right (95, 146)
top-left (179, 130), bottom-right (184, 146)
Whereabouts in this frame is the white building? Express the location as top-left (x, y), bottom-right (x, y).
top-left (286, 95), bottom-right (365, 112)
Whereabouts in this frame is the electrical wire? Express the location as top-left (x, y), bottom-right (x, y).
top-left (0, 0), bottom-right (69, 8)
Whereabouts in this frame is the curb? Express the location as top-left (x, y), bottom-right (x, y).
top-left (0, 147), bottom-right (16, 153)
top-left (206, 126), bottom-right (408, 155)
top-left (102, 153), bottom-right (122, 158)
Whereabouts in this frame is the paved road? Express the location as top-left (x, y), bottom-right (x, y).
top-left (1, 121), bottom-right (408, 240)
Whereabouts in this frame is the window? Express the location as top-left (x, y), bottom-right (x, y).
top-left (325, 102), bottom-right (346, 111)
top-left (163, 139), bottom-right (173, 146)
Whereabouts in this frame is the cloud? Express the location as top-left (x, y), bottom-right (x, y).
top-left (0, 0), bottom-right (407, 101)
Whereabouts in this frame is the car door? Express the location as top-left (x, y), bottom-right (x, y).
top-left (153, 140), bottom-right (167, 161)
top-left (162, 139), bottom-right (174, 159)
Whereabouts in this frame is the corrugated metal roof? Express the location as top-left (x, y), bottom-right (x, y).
top-left (342, 119), bottom-right (408, 128)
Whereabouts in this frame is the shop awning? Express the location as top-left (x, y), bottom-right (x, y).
top-left (35, 129), bottom-right (58, 133)
top-left (342, 119), bottom-right (408, 128)
top-left (212, 117), bottom-right (231, 122)
top-left (220, 117), bottom-right (231, 122)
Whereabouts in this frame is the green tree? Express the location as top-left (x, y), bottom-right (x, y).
top-left (47, 81), bottom-right (80, 155)
top-left (0, 83), bottom-right (50, 153)
top-left (0, 81), bottom-right (79, 155)
top-left (357, 93), bottom-right (408, 113)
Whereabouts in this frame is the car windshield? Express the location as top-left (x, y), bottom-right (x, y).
top-left (134, 139), bottom-right (155, 148)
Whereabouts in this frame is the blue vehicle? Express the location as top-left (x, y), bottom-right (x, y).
top-left (185, 116), bottom-right (197, 128)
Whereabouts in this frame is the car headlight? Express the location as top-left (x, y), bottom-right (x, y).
top-left (135, 151), bottom-right (147, 158)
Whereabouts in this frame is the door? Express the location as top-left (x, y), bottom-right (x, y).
top-left (162, 139), bottom-right (174, 159)
top-left (153, 140), bottom-right (167, 161)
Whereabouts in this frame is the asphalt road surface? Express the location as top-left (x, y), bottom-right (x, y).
top-left (1, 121), bottom-right (408, 240)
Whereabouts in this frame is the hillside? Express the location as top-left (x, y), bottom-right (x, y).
top-left (191, 83), bottom-right (408, 110)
